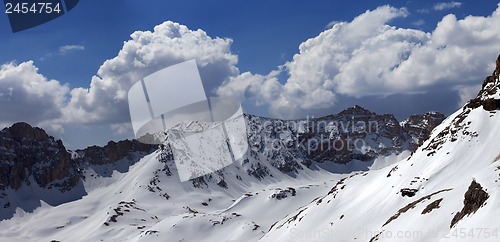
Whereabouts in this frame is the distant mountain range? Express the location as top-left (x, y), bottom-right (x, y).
top-left (0, 106), bottom-right (443, 205)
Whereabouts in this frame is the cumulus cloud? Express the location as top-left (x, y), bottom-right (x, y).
top-left (325, 20), bottom-right (341, 29)
top-left (218, 4), bottom-right (500, 118)
top-left (58, 45), bottom-right (85, 54)
top-left (0, 61), bottom-right (69, 125)
top-left (456, 84), bottom-right (481, 106)
top-left (434, 2), bottom-right (462, 11)
top-left (63, 21), bottom-right (239, 124)
top-left (217, 69), bottom-right (283, 107)
top-left (1, 21), bottom-right (239, 145)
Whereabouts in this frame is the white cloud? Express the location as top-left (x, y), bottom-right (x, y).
top-left (219, 6), bottom-right (416, 117)
top-left (218, 4), bottom-right (500, 119)
top-left (412, 19), bottom-right (426, 26)
top-left (417, 9), bottom-right (430, 14)
top-left (63, 21), bottom-right (239, 125)
top-left (0, 61), bottom-right (69, 125)
top-left (110, 123), bottom-right (133, 135)
top-left (456, 84), bottom-right (481, 107)
top-left (217, 69), bottom-right (283, 107)
top-left (434, 2), bottom-right (462, 11)
top-left (0, 21), bottom-right (239, 146)
top-left (58, 44), bottom-right (85, 54)
top-left (326, 20), bottom-right (341, 29)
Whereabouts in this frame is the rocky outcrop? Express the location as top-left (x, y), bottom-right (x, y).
top-left (467, 54), bottom-right (500, 111)
top-left (450, 180), bottom-right (489, 228)
top-left (244, 105), bottom-right (444, 174)
top-left (0, 123), bottom-right (156, 192)
top-left (74, 140), bottom-right (155, 166)
top-left (0, 122), bottom-right (79, 191)
top-left (401, 112), bottom-right (446, 151)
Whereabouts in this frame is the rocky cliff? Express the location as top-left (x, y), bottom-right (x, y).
top-left (0, 122), bottom-right (79, 191)
top-left (467, 54), bottom-right (500, 111)
top-left (240, 106), bottom-right (444, 175)
top-left (73, 140), bottom-right (155, 165)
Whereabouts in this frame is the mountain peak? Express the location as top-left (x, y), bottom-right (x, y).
top-left (0, 122), bottom-right (79, 195)
top-left (337, 104), bottom-right (374, 116)
top-left (2, 122), bottom-right (50, 142)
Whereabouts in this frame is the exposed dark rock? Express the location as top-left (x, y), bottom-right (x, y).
top-left (384, 189), bottom-right (452, 227)
top-left (424, 108), bottom-right (477, 154)
top-left (400, 188), bottom-right (418, 197)
top-left (369, 231), bottom-right (383, 242)
top-left (482, 98), bottom-right (500, 111)
top-left (248, 105), bottom-right (445, 174)
top-left (467, 54), bottom-right (500, 111)
top-left (104, 200), bottom-right (145, 226)
top-left (191, 177), bottom-right (208, 188)
top-left (74, 139), bottom-right (155, 166)
top-left (401, 112), bottom-right (446, 151)
top-left (421, 198), bottom-right (443, 214)
top-left (0, 122), bottom-right (79, 191)
top-left (246, 161), bottom-right (270, 180)
top-left (450, 180), bottom-right (489, 228)
top-left (217, 179), bottom-right (228, 189)
top-left (387, 165), bottom-right (398, 177)
top-left (252, 224), bottom-right (260, 231)
top-left (270, 187), bottom-right (296, 200)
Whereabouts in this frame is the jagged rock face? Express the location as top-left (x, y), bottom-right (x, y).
top-left (242, 105), bottom-right (444, 174)
top-left (0, 123), bottom-right (79, 191)
top-left (0, 123), bottom-right (156, 192)
top-left (468, 54), bottom-right (500, 111)
top-left (153, 105), bottom-right (445, 186)
top-left (402, 112), bottom-right (446, 151)
top-left (74, 140), bottom-right (156, 165)
top-left (450, 180), bottom-right (489, 228)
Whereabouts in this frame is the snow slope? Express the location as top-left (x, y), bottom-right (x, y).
top-left (261, 93), bottom-right (500, 241)
top-left (0, 145), bottom-right (352, 241)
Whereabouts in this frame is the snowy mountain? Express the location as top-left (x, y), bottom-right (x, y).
top-left (2, 54), bottom-right (500, 241)
top-left (0, 107), bottom-right (443, 241)
top-left (261, 54), bottom-right (500, 241)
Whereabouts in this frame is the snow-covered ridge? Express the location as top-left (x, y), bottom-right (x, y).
top-left (0, 105), bottom-right (446, 241)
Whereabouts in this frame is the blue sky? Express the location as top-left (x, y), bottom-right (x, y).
top-left (1, 0), bottom-right (495, 86)
top-left (0, 1), bottom-right (499, 148)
